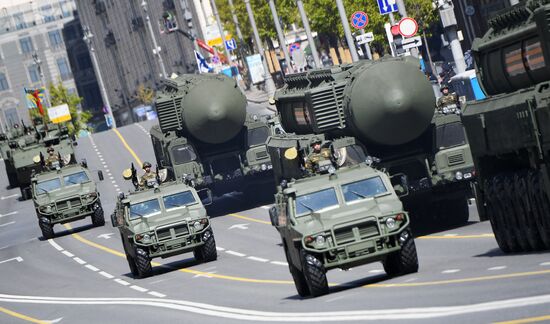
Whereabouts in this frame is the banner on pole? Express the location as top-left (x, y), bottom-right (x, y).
top-left (47, 103), bottom-right (72, 124)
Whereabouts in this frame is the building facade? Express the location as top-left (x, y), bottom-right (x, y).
top-left (75, 0), bottom-right (200, 126)
top-left (0, 0), bottom-right (81, 131)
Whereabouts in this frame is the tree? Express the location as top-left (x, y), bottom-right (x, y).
top-left (48, 80), bottom-right (90, 135)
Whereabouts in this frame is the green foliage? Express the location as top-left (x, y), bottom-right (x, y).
top-left (214, 0), bottom-right (437, 53)
top-left (48, 80), bottom-right (89, 135)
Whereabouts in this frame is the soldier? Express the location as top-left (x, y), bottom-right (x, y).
top-left (436, 85), bottom-right (459, 113)
top-left (139, 161), bottom-right (157, 188)
top-left (304, 136), bottom-right (332, 174)
top-left (45, 146), bottom-right (59, 169)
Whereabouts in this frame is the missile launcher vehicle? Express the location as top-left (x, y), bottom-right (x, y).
top-left (150, 74), bottom-right (281, 197)
top-left (272, 56), bottom-right (474, 226)
top-left (461, 0), bottom-right (550, 252)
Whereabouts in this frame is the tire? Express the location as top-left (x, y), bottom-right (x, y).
top-left (194, 232), bottom-right (217, 263)
top-left (495, 175), bottom-right (521, 252)
top-left (284, 244), bottom-right (309, 297)
top-left (383, 231), bottom-right (419, 276)
top-left (126, 254), bottom-right (139, 276)
top-left (447, 196), bottom-right (469, 227)
top-left (39, 221), bottom-right (54, 239)
top-left (513, 172), bottom-right (543, 250)
top-left (20, 187), bottom-right (30, 201)
top-left (528, 171), bottom-right (550, 250)
top-left (301, 250), bottom-right (328, 297)
top-left (91, 204), bottom-right (105, 227)
top-left (7, 171), bottom-right (18, 188)
top-left (483, 177), bottom-right (510, 252)
top-left (135, 248), bottom-right (152, 278)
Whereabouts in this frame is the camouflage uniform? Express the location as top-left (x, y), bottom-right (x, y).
top-left (437, 93), bottom-right (459, 109)
top-left (139, 171), bottom-right (158, 188)
top-left (45, 154), bottom-right (59, 169)
top-left (304, 148), bottom-right (332, 173)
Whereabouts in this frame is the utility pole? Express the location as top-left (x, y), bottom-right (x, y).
top-left (83, 26), bottom-right (117, 129)
top-left (180, 0), bottom-right (201, 53)
top-left (267, 0), bottom-right (294, 73)
top-left (227, 0), bottom-right (243, 42)
top-left (335, 0), bottom-right (359, 62)
top-left (210, 0), bottom-right (233, 66)
top-left (141, 0), bottom-right (168, 78)
top-left (434, 0), bottom-right (466, 74)
top-left (244, 0), bottom-right (276, 97)
top-left (295, 0), bottom-right (321, 68)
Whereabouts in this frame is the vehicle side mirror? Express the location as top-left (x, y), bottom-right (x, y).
top-left (390, 173), bottom-right (409, 197)
top-left (198, 188), bottom-right (213, 206)
top-left (269, 206), bottom-right (278, 227)
top-left (98, 170), bottom-right (104, 181)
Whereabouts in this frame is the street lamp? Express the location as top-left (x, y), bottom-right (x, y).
top-left (83, 26), bottom-right (117, 129)
top-left (32, 52), bottom-right (51, 109)
top-left (141, 0), bottom-right (168, 78)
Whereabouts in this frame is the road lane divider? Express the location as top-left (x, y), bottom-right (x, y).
top-left (0, 306), bottom-right (47, 324)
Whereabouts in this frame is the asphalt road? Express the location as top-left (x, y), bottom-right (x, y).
top-left (1, 104), bottom-right (550, 323)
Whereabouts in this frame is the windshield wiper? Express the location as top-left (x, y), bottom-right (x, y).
top-left (165, 202), bottom-right (184, 208)
top-left (350, 190), bottom-right (368, 199)
top-left (299, 201), bottom-right (315, 213)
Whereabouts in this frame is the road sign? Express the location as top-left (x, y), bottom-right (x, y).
top-left (48, 104), bottom-right (71, 124)
top-left (289, 43), bottom-right (300, 53)
top-left (377, 0), bottom-right (398, 15)
top-left (355, 32), bottom-right (374, 45)
top-left (401, 36), bottom-right (423, 50)
top-left (398, 17), bottom-right (418, 38)
top-left (224, 38), bottom-right (237, 51)
top-left (350, 11), bottom-right (368, 29)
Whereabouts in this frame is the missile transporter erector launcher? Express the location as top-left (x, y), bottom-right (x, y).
top-left (150, 74), bottom-right (279, 197)
top-left (273, 57), bottom-right (475, 225)
top-left (461, 0), bottom-right (550, 252)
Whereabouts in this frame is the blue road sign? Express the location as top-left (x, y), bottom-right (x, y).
top-left (350, 11), bottom-right (368, 29)
top-left (289, 43), bottom-right (300, 53)
top-left (224, 39), bottom-right (237, 51)
top-left (377, 0), bottom-right (398, 15)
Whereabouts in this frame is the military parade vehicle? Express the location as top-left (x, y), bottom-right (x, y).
top-left (111, 164), bottom-right (217, 278)
top-left (267, 134), bottom-right (418, 297)
top-left (7, 123), bottom-right (76, 199)
top-left (272, 56), bottom-right (474, 226)
top-left (32, 160), bottom-right (105, 239)
top-left (1, 123), bottom-right (34, 188)
top-left (150, 73), bottom-right (280, 197)
top-left (461, 0), bottom-right (550, 252)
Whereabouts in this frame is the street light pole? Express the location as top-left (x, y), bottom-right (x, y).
top-left (435, 0), bottom-right (466, 74)
top-left (335, 0), bottom-right (359, 62)
top-left (267, 0), bottom-right (294, 73)
top-left (295, 0), bottom-right (321, 68)
top-left (244, 0), bottom-right (276, 97)
top-left (210, 0), bottom-right (233, 66)
top-left (32, 53), bottom-right (51, 109)
top-left (83, 26), bottom-right (117, 129)
top-left (141, 0), bottom-right (168, 78)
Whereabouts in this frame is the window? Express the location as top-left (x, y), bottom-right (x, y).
top-left (28, 65), bottom-right (40, 83)
top-left (13, 13), bottom-right (27, 30)
top-left (341, 177), bottom-right (388, 203)
top-left (36, 178), bottom-right (62, 195)
top-left (247, 126), bottom-right (269, 147)
top-left (63, 172), bottom-right (90, 185)
top-left (48, 30), bottom-right (63, 46)
top-left (60, 1), bottom-right (72, 17)
top-left (76, 53), bottom-right (92, 69)
top-left (171, 145), bottom-right (197, 165)
top-left (163, 191), bottom-right (196, 210)
top-left (436, 123), bottom-right (466, 149)
top-left (295, 188), bottom-right (339, 216)
top-left (41, 5), bottom-right (55, 23)
top-left (56, 57), bottom-right (71, 80)
top-left (0, 73), bottom-right (9, 91)
top-left (20, 37), bottom-right (33, 53)
top-left (129, 199), bottom-right (161, 220)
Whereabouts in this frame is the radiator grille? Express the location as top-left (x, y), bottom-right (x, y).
top-left (156, 98), bottom-right (182, 132)
top-left (448, 152), bottom-right (465, 166)
top-left (56, 197), bottom-right (82, 210)
top-left (309, 83), bottom-right (346, 132)
top-left (156, 222), bottom-right (189, 242)
top-left (334, 220), bottom-right (379, 245)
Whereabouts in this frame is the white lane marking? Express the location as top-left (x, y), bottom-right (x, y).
top-left (107, 173), bottom-right (113, 176)
top-left (103, 165), bottom-right (109, 169)
top-left (116, 189), bottom-right (121, 192)
top-left (488, 266), bottom-right (507, 271)
top-left (0, 256), bottom-right (23, 265)
top-left (148, 291), bottom-right (166, 298)
top-left (193, 271), bottom-right (216, 278)
top-left (540, 262), bottom-right (550, 266)
top-left (130, 285), bottom-right (148, 293)
top-left (403, 278), bottom-right (418, 283)
top-left (48, 239), bottom-right (64, 251)
top-left (0, 195), bottom-right (18, 200)
top-left (73, 257), bottom-right (86, 265)
top-left (442, 269), bottom-right (461, 274)
top-left (85, 264), bottom-right (100, 272)
top-left (113, 184), bottom-right (119, 188)
top-left (228, 223), bottom-right (249, 230)
top-left (62, 251), bottom-right (74, 258)
top-left (215, 247), bottom-right (225, 251)
top-left (114, 279), bottom-right (130, 286)
top-left (105, 169), bottom-right (110, 173)
top-left (247, 256), bottom-right (269, 263)
top-left (97, 233), bottom-right (114, 240)
top-left (111, 180), bottom-right (116, 184)
top-left (99, 158), bottom-right (104, 161)
top-left (443, 234), bottom-right (458, 237)
top-left (368, 269), bottom-right (384, 274)
top-left (6, 293), bottom-right (550, 321)
top-left (99, 271), bottom-right (115, 279)
top-left (225, 250), bottom-right (246, 257)
top-left (109, 176), bottom-right (114, 180)
top-left (0, 211), bottom-right (18, 217)
top-left (260, 206), bottom-right (270, 210)
top-left (270, 261), bottom-right (288, 266)
top-left (45, 317), bottom-right (63, 323)
top-left (0, 221), bottom-right (15, 227)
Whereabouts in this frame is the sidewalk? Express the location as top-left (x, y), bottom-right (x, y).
top-left (243, 87), bottom-right (269, 104)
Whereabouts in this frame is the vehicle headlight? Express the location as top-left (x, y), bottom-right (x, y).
top-left (463, 172), bottom-right (472, 179)
top-left (386, 217), bottom-right (396, 229)
top-left (194, 221), bottom-right (203, 231)
top-left (142, 234), bottom-right (151, 243)
top-left (267, 164), bottom-right (273, 170)
top-left (261, 163), bottom-right (267, 171)
top-left (315, 235), bottom-right (326, 246)
top-left (455, 171), bottom-right (463, 180)
top-left (135, 233), bottom-right (154, 243)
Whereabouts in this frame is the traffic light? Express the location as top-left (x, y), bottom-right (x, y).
top-left (390, 25), bottom-right (406, 56)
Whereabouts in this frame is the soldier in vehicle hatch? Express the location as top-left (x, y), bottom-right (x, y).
top-left (437, 85), bottom-right (459, 111)
top-left (45, 146), bottom-right (60, 169)
top-left (139, 161), bottom-right (157, 189)
top-left (304, 136), bottom-right (332, 174)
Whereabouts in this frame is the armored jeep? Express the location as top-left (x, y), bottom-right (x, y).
top-left (32, 163), bottom-right (105, 239)
top-left (111, 168), bottom-right (216, 278)
top-left (267, 135), bottom-right (418, 297)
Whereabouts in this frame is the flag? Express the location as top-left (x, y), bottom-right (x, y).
top-left (195, 50), bottom-right (212, 74)
top-left (24, 87), bottom-right (46, 113)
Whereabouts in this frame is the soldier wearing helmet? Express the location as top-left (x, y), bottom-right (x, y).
top-left (139, 161), bottom-right (157, 188)
top-left (45, 146), bottom-right (60, 169)
top-left (304, 136), bottom-right (332, 174)
top-left (436, 84), bottom-right (459, 113)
